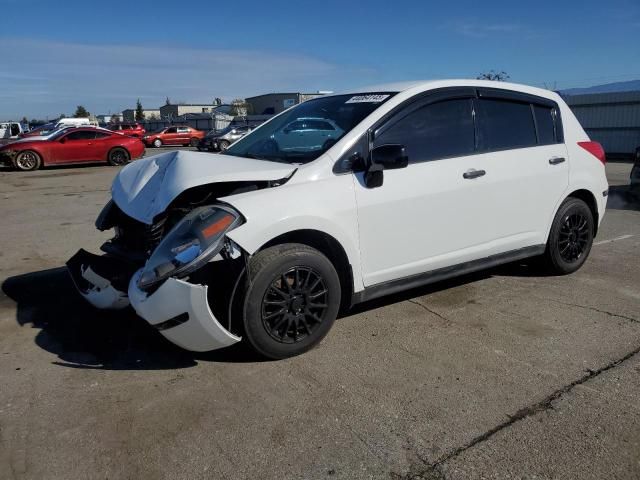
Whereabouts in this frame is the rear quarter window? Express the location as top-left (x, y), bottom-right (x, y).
top-left (533, 105), bottom-right (557, 145)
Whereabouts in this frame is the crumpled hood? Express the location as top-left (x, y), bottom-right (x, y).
top-left (111, 150), bottom-right (295, 224)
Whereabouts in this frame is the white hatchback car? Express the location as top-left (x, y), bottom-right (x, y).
top-left (68, 80), bottom-right (608, 359)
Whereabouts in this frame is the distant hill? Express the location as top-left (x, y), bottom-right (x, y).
top-left (560, 79), bottom-right (640, 96)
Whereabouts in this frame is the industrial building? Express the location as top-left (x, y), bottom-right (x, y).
top-left (159, 104), bottom-right (229, 120)
top-left (246, 92), bottom-right (328, 115)
top-left (564, 90), bottom-right (640, 158)
top-left (122, 109), bottom-right (161, 122)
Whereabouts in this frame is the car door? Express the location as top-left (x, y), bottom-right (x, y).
top-left (278, 120), bottom-right (306, 151)
top-left (307, 120), bottom-right (337, 150)
top-left (471, 91), bottom-right (569, 248)
top-left (51, 130), bottom-right (98, 163)
top-left (92, 131), bottom-right (115, 160)
top-left (176, 127), bottom-right (190, 144)
top-left (163, 127), bottom-right (178, 144)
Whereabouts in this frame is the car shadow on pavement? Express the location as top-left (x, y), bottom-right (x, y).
top-left (607, 185), bottom-right (640, 211)
top-left (1, 267), bottom-right (262, 370)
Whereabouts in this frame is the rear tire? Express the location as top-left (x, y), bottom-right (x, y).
top-left (189, 137), bottom-right (199, 147)
top-left (543, 197), bottom-right (594, 275)
top-left (241, 244), bottom-right (341, 359)
top-left (14, 150), bottom-right (41, 171)
top-left (107, 147), bottom-right (130, 166)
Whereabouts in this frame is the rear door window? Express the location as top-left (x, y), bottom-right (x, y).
top-left (374, 98), bottom-right (475, 163)
top-left (475, 98), bottom-right (537, 151)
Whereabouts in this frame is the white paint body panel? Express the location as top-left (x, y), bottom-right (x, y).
top-left (353, 142), bottom-right (569, 286)
top-left (128, 270), bottom-right (241, 352)
top-left (112, 150), bottom-right (295, 224)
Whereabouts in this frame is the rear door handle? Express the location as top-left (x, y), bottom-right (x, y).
top-left (463, 169), bottom-right (486, 179)
top-left (549, 157), bottom-right (565, 165)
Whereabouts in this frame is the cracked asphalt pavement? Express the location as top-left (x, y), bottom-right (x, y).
top-left (0, 157), bottom-right (639, 479)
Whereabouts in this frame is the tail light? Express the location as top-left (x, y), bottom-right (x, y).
top-left (578, 141), bottom-right (606, 165)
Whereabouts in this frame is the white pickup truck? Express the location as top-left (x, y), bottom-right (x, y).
top-left (0, 122), bottom-right (25, 145)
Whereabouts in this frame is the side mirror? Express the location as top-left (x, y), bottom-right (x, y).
top-left (370, 144), bottom-right (408, 170)
top-left (363, 144), bottom-right (408, 188)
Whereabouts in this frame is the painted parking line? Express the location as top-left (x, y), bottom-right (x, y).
top-left (593, 234), bottom-right (634, 246)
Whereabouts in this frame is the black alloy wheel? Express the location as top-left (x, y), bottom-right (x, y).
top-left (241, 243), bottom-right (341, 359)
top-left (557, 212), bottom-right (590, 263)
top-left (543, 197), bottom-right (594, 274)
top-left (261, 266), bottom-right (329, 344)
top-left (108, 148), bottom-right (130, 166)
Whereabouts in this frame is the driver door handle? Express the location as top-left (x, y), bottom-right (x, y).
top-left (549, 156), bottom-right (565, 165)
top-left (463, 169), bottom-right (486, 179)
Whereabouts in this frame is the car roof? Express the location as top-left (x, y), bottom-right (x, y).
top-left (333, 79), bottom-right (559, 101)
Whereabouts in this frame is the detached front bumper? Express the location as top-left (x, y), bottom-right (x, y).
top-left (66, 249), bottom-right (241, 352)
top-left (128, 270), bottom-right (241, 352)
top-left (66, 249), bottom-right (134, 309)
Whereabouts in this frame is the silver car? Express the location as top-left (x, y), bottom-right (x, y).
top-left (198, 125), bottom-right (252, 152)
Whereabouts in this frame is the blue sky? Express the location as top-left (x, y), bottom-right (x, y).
top-left (1, 0), bottom-right (639, 119)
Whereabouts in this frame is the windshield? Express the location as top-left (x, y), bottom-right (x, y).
top-left (224, 93), bottom-right (395, 163)
top-left (47, 128), bottom-right (73, 140)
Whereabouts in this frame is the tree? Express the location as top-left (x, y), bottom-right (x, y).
top-left (21, 116), bottom-right (28, 125)
top-left (59, 113), bottom-right (67, 119)
top-left (74, 106), bottom-right (89, 118)
top-left (214, 97), bottom-right (222, 106)
top-left (135, 99), bottom-right (145, 121)
top-left (477, 70), bottom-right (510, 81)
top-left (230, 98), bottom-right (252, 116)
top-left (165, 97), bottom-right (172, 105)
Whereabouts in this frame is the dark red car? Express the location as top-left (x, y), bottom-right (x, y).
top-left (0, 128), bottom-right (145, 171)
top-left (108, 123), bottom-right (146, 138)
top-left (143, 126), bottom-right (205, 147)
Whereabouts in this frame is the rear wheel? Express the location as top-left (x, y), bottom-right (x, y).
top-left (241, 244), bottom-right (341, 359)
top-left (14, 150), bottom-right (41, 171)
top-left (543, 197), bottom-right (594, 274)
top-left (107, 147), bottom-right (130, 166)
top-left (153, 139), bottom-right (162, 148)
top-left (189, 137), bottom-right (199, 147)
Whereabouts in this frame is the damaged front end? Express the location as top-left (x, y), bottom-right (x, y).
top-left (67, 150), bottom-right (297, 351)
top-left (66, 198), bottom-right (248, 352)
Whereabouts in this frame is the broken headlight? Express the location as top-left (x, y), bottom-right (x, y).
top-left (137, 205), bottom-right (243, 290)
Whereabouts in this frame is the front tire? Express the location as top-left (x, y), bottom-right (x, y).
top-left (153, 139), bottom-right (162, 148)
top-left (107, 147), bottom-right (130, 166)
top-left (14, 150), bottom-right (41, 171)
top-left (218, 140), bottom-right (230, 151)
top-left (242, 244), bottom-right (341, 359)
top-left (189, 137), bottom-right (199, 147)
top-left (543, 197), bottom-right (594, 275)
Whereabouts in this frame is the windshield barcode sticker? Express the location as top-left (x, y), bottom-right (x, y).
top-left (345, 94), bottom-right (390, 104)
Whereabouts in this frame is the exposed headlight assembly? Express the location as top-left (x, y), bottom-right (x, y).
top-left (137, 205), bottom-right (243, 290)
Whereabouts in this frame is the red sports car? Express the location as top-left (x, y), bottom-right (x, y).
top-left (108, 123), bottom-right (146, 138)
top-left (143, 126), bottom-right (205, 147)
top-left (0, 127), bottom-right (145, 171)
